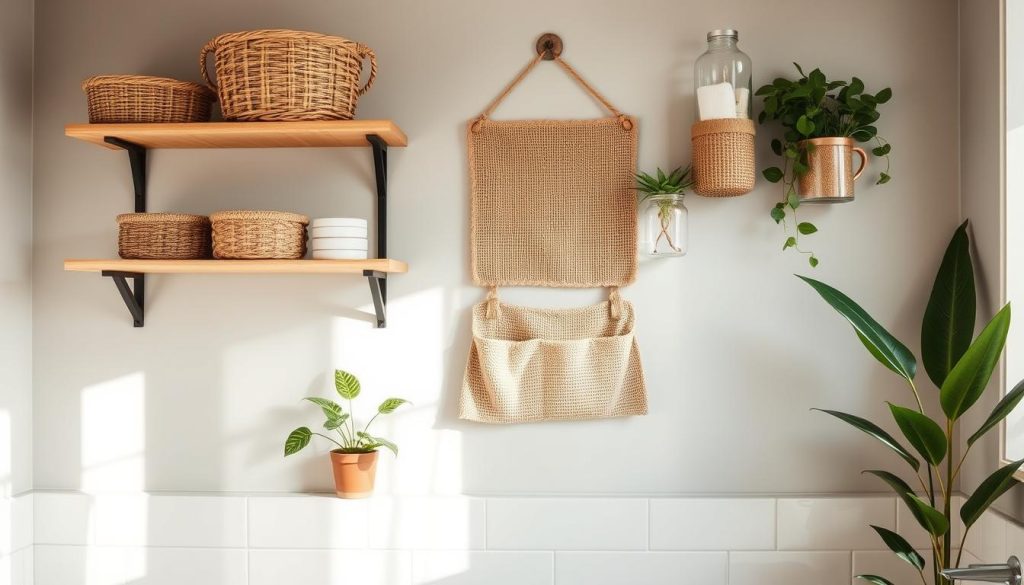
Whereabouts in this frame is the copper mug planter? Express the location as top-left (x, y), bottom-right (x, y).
top-left (330, 450), bottom-right (378, 498)
top-left (797, 137), bottom-right (868, 203)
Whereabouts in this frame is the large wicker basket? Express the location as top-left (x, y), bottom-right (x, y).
top-left (84, 76), bottom-right (215, 124)
top-left (200, 29), bottom-right (377, 122)
top-left (117, 213), bottom-right (212, 259)
top-left (691, 118), bottom-right (756, 197)
top-left (210, 210), bottom-right (309, 259)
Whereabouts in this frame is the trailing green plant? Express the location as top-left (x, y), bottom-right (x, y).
top-left (635, 165), bottom-right (694, 254)
top-left (800, 221), bottom-right (1023, 585)
top-left (757, 63), bottom-right (893, 267)
top-left (284, 369), bottom-right (409, 457)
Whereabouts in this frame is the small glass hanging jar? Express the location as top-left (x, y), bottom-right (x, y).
top-left (639, 194), bottom-right (688, 257)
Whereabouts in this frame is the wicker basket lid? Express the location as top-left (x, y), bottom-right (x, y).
top-left (83, 75), bottom-right (216, 99)
top-left (209, 210), bottom-right (310, 225)
top-left (116, 213), bottom-right (210, 225)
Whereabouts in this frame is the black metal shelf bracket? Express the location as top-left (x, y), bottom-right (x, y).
top-left (103, 136), bottom-right (147, 327)
top-left (366, 134), bottom-right (389, 328)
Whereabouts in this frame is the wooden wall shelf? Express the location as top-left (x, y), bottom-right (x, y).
top-left (65, 258), bottom-right (408, 275)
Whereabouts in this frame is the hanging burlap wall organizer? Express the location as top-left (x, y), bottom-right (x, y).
top-left (460, 34), bottom-right (648, 424)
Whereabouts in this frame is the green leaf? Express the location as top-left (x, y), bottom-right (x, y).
top-left (796, 115), bottom-right (815, 136)
top-left (378, 397), bottom-right (410, 414)
top-left (865, 470), bottom-right (947, 536)
top-left (872, 144), bottom-right (892, 156)
top-left (869, 525), bottom-right (925, 570)
top-left (809, 256), bottom-right (819, 268)
top-left (284, 427), bottom-right (312, 456)
top-left (763, 167), bottom-right (784, 183)
top-left (856, 576), bottom-right (895, 585)
top-left (940, 304), bottom-right (1011, 420)
top-left (334, 369), bottom-right (361, 400)
top-left (849, 77), bottom-right (865, 95)
top-left (969, 378), bottom-right (1024, 446)
top-left (787, 188), bottom-right (800, 209)
top-left (783, 237), bottom-right (796, 251)
top-left (814, 409), bottom-right (920, 471)
top-left (888, 403), bottom-right (947, 465)
top-left (878, 172), bottom-right (891, 185)
top-left (793, 62), bottom-right (806, 77)
top-left (357, 431), bottom-right (399, 456)
top-left (961, 459), bottom-right (1024, 529)
top-left (304, 397), bottom-right (343, 421)
top-left (770, 206), bottom-right (786, 224)
top-left (797, 222), bottom-right (818, 235)
top-left (771, 139), bottom-right (783, 156)
top-left (922, 220), bottom-right (976, 388)
top-left (875, 87), bottom-right (893, 103)
top-left (324, 413), bottom-right (349, 431)
top-left (798, 276), bottom-right (917, 381)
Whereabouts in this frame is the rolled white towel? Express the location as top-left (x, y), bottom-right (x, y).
top-left (697, 82), bottom-right (737, 120)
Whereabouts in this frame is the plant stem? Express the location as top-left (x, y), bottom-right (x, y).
top-left (363, 412), bottom-right (380, 436)
top-left (349, 398), bottom-right (358, 447)
top-left (943, 419), bottom-right (954, 585)
top-left (312, 432), bottom-right (344, 450)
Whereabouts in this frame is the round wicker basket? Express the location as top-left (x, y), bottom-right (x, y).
top-left (200, 29), bottom-right (377, 122)
top-left (210, 210), bottom-right (309, 259)
top-left (691, 118), bottom-right (756, 197)
top-left (117, 213), bottom-right (212, 259)
top-left (83, 76), bottom-right (216, 124)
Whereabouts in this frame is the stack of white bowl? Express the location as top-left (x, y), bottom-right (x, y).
top-left (310, 218), bottom-right (369, 260)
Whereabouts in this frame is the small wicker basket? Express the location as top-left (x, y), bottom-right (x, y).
top-left (210, 210), bottom-right (309, 259)
top-left (117, 213), bottom-right (212, 259)
top-left (691, 118), bottom-right (756, 197)
top-left (200, 29), bottom-right (377, 122)
top-left (83, 76), bottom-right (216, 124)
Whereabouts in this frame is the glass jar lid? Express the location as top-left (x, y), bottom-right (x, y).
top-left (707, 29), bottom-right (739, 41)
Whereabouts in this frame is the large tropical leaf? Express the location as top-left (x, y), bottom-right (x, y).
top-left (888, 403), bottom-right (947, 465)
top-left (357, 431), bottom-right (399, 456)
top-left (870, 525), bottom-right (925, 571)
top-left (814, 409), bottom-right (920, 470)
top-left (940, 304), bottom-right (1011, 420)
top-left (284, 427), bottom-right (312, 456)
top-left (798, 276), bottom-right (917, 381)
top-left (323, 413), bottom-right (350, 431)
top-left (378, 398), bottom-right (410, 414)
top-left (865, 470), bottom-right (947, 536)
top-left (304, 397), bottom-right (343, 421)
top-left (968, 378), bottom-right (1024, 446)
top-left (922, 220), bottom-right (976, 388)
top-left (961, 459), bottom-right (1024, 529)
top-left (334, 369), bottom-right (361, 400)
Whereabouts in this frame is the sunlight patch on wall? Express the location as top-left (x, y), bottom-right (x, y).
top-left (81, 373), bottom-right (146, 492)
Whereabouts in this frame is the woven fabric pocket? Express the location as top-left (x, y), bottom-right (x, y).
top-left (460, 299), bottom-right (647, 423)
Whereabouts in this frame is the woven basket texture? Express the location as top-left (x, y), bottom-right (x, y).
top-left (83, 76), bottom-right (215, 124)
top-left (117, 213), bottom-right (211, 259)
top-left (200, 29), bottom-right (377, 121)
top-left (460, 299), bottom-right (647, 423)
top-left (691, 118), bottom-right (756, 197)
top-left (210, 210), bottom-right (309, 259)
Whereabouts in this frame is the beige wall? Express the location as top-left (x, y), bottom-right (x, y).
top-left (31, 0), bottom-right (960, 494)
top-left (1, 0), bottom-right (34, 497)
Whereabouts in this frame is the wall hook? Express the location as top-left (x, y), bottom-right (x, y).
top-left (536, 33), bottom-right (563, 60)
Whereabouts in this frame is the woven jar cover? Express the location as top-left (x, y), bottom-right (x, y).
top-left (460, 298), bottom-right (647, 423)
top-left (469, 117), bottom-right (637, 287)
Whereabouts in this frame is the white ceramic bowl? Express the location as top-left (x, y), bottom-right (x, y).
top-left (311, 226), bottom-right (368, 239)
top-left (312, 249), bottom-right (369, 260)
top-left (311, 217), bottom-right (368, 229)
top-left (311, 237), bottom-right (368, 251)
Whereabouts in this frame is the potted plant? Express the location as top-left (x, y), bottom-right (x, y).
top-left (757, 63), bottom-right (893, 266)
top-left (800, 221), bottom-right (1023, 585)
top-left (635, 166), bottom-right (694, 257)
top-left (284, 369), bottom-right (409, 499)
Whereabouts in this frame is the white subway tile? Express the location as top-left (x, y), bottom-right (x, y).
top-left (557, 552), bottom-right (726, 585)
top-left (33, 545), bottom-right (123, 585)
top-left (650, 498), bottom-right (774, 551)
top-left (248, 495), bottom-right (368, 549)
top-left (778, 497), bottom-right (895, 550)
top-left (121, 548), bottom-right (247, 585)
top-left (897, 495), bottom-right (963, 550)
top-left (370, 496), bottom-right (485, 550)
top-left (964, 509), bottom-right (1007, 563)
top-left (853, 549), bottom-right (941, 585)
top-left (32, 493), bottom-right (93, 545)
top-left (13, 494), bottom-right (32, 553)
top-left (13, 546), bottom-right (32, 585)
top-left (486, 498), bottom-right (647, 551)
top-left (249, 550), bottom-right (411, 585)
top-left (730, 552), bottom-right (851, 585)
top-left (92, 495), bottom-right (246, 548)
top-left (412, 551), bottom-right (552, 585)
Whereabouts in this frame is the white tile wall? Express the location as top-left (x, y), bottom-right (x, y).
top-left (29, 491), bottom-right (1017, 585)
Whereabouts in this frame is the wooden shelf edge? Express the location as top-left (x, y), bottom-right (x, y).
top-left (64, 258), bottom-right (409, 275)
top-left (65, 120), bottom-right (408, 149)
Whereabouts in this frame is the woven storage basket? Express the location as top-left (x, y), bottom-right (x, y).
top-left (117, 213), bottom-right (212, 259)
top-left (691, 118), bottom-right (756, 197)
top-left (83, 76), bottom-right (215, 124)
top-left (200, 29), bottom-right (377, 121)
top-left (210, 210), bottom-right (309, 259)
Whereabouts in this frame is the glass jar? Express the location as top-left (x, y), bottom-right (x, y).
top-left (694, 29), bottom-right (752, 121)
top-left (639, 194), bottom-right (688, 257)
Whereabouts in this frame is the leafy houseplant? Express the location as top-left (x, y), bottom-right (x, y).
top-left (800, 221), bottom-right (1023, 585)
top-left (635, 166), bottom-right (694, 256)
top-left (757, 64), bottom-right (894, 267)
top-left (284, 369), bottom-right (409, 498)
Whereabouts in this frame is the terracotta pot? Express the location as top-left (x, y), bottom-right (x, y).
top-left (329, 450), bottom-right (378, 499)
top-left (797, 137), bottom-right (868, 203)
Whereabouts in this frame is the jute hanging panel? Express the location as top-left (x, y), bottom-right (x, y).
top-left (468, 55), bottom-right (638, 288)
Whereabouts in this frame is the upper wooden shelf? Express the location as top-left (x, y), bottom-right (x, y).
top-left (64, 258), bottom-right (408, 275)
top-left (65, 120), bottom-right (408, 149)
